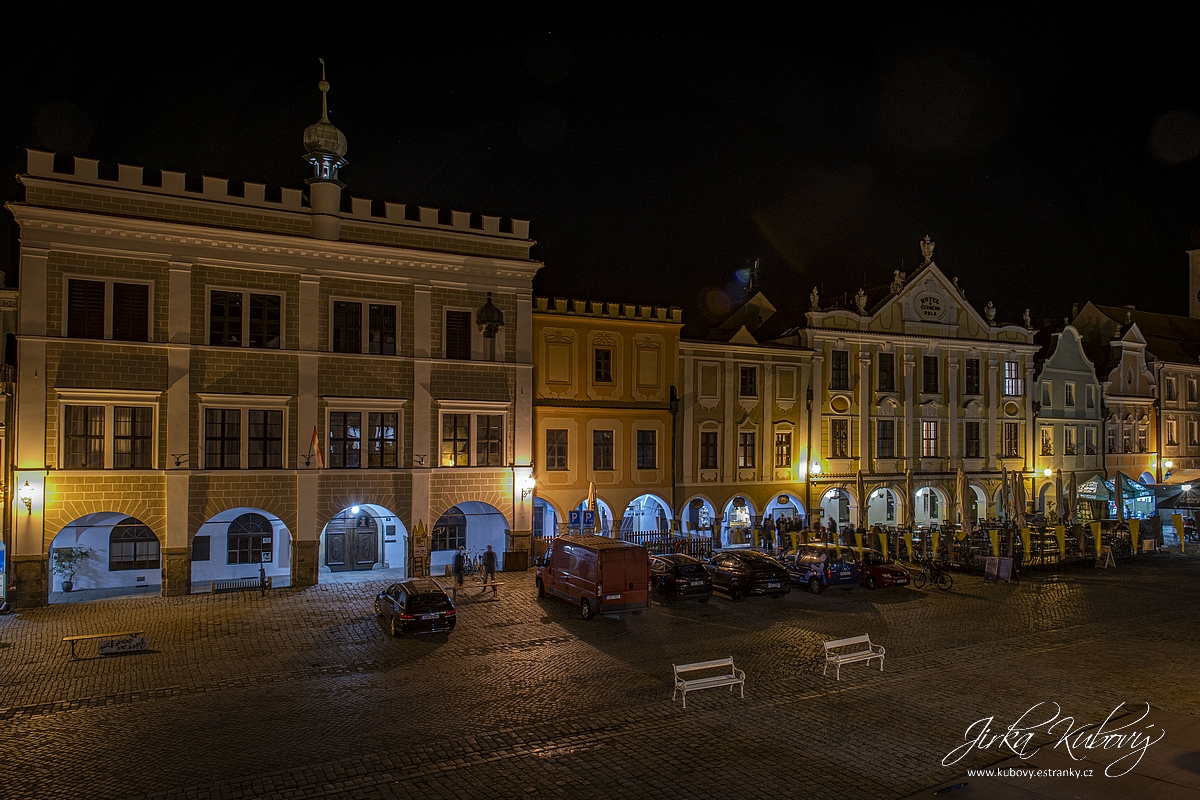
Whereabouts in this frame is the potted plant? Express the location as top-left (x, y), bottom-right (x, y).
top-left (52, 546), bottom-right (90, 592)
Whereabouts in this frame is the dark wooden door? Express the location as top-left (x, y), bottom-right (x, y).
top-left (325, 513), bottom-right (379, 572)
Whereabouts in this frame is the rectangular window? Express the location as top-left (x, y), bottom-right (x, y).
top-left (1004, 422), bottom-right (1020, 456)
top-left (332, 301), bottom-right (363, 354)
top-left (1087, 426), bottom-right (1097, 455)
top-left (593, 430), bottom-right (614, 470)
top-left (209, 290), bottom-right (243, 347)
top-left (1190, 380), bottom-right (1198, 404)
top-left (112, 406), bottom-right (153, 469)
top-left (546, 429), bottom-right (568, 470)
top-left (737, 432), bottom-right (755, 468)
top-left (739, 366), bottom-right (757, 397)
top-left (228, 533), bottom-right (271, 566)
top-left (876, 420), bottom-right (895, 458)
top-left (699, 431), bottom-right (718, 470)
top-left (248, 294), bottom-right (281, 349)
top-left (247, 409), bottom-right (283, 469)
top-left (964, 421), bottom-right (980, 458)
top-left (64, 405), bottom-right (105, 469)
top-left (1108, 425), bottom-right (1118, 454)
top-left (191, 535), bottom-right (211, 562)
top-left (965, 358), bottom-right (981, 395)
top-left (368, 412), bottom-right (398, 468)
top-left (204, 409), bottom-right (241, 469)
top-left (774, 431), bottom-right (792, 469)
top-left (445, 310), bottom-right (472, 360)
top-left (1137, 426), bottom-right (1148, 453)
top-left (1064, 382), bottom-right (1075, 407)
top-left (594, 349), bottom-right (613, 383)
top-left (67, 279), bottom-right (106, 339)
top-left (1065, 426), bottom-right (1077, 455)
top-left (1087, 385), bottom-right (1096, 409)
top-left (1042, 382), bottom-right (1052, 406)
top-left (112, 282), bottom-right (149, 342)
top-left (1190, 420), bottom-right (1199, 447)
top-left (922, 421), bottom-right (938, 457)
top-left (1167, 377), bottom-right (1178, 401)
top-left (830, 351), bottom-right (849, 390)
top-left (476, 415), bottom-right (503, 466)
top-left (636, 430), bottom-right (657, 469)
top-left (877, 353), bottom-right (895, 392)
top-left (368, 304), bottom-right (397, 355)
top-left (441, 413), bottom-right (470, 467)
top-left (831, 419), bottom-right (849, 457)
top-left (1040, 427), bottom-right (1053, 456)
top-left (329, 412), bottom-right (362, 468)
top-left (1004, 361), bottom-right (1024, 396)
top-left (1168, 419), bottom-right (1178, 446)
top-left (922, 356), bottom-right (939, 394)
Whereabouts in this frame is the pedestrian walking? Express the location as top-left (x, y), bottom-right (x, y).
top-left (453, 545), bottom-right (466, 587)
top-left (481, 544), bottom-right (497, 594)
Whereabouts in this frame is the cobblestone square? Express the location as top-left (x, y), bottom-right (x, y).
top-left (3, 556), bottom-right (1200, 799)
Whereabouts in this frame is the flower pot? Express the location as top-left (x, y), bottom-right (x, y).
top-left (62, 581), bottom-right (73, 593)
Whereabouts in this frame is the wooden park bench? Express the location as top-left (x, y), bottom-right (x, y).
top-left (211, 576), bottom-right (271, 594)
top-left (823, 634), bottom-right (885, 680)
top-left (63, 630), bottom-right (146, 661)
top-left (672, 657), bottom-right (746, 709)
top-left (438, 577), bottom-right (502, 602)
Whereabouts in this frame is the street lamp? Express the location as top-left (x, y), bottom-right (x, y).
top-left (520, 476), bottom-right (536, 501)
top-left (1043, 468), bottom-right (1052, 477)
top-left (18, 481), bottom-right (32, 515)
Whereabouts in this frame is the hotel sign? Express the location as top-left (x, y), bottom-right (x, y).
top-left (916, 292), bottom-right (946, 321)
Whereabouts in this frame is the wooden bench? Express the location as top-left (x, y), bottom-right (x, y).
top-left (672, 657), bottom-right (746, 709)
top-left (439, 578), bottom-right (503, 601)
top-left (62, 630), bottom-right (146, 661)
top-left (211, 576), bottom-right (271, 594)
top-left (823, 634), bottom-right (885, 680)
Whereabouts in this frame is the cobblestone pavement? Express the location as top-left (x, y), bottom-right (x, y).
top-left (3, 555), bottom-right (1200, 799)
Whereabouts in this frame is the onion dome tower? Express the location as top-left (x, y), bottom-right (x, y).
top-left (304, 59), bottom-right (348, 241)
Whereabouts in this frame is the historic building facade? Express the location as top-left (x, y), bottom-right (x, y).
top-left (6, 82), bottom-right (539, 607)
top-left (532, 297), bottom-right (681, 539)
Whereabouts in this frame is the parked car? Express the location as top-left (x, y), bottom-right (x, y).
top-left (649, 553), bottom-right (713, 603)
top-left (784, 544), bottom-right (858, 593)
top-left (857, 550), bottom-right (911, 590)
top-left (535, 535), bottom-right (651, 620)
top-left (705, 550), bottom-right (790, 601)
top-left (375, 578), bottom-right (457, 636)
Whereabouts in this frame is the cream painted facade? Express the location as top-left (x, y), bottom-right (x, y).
top-left (6, 144), bottom-right (539, 607)
top-left (532, 298), bottom-right (681, 537)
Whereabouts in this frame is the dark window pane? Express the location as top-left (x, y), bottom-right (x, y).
top-left (442, 414), bottom-right (469, 466)
top-left (594, 349), bottom-right (612, 382)
top-left (108, 518), bottom-right (159, 571)
top-left (445, 311), bottom-right (472, 360)
top-left (699, 431), bottom-right (718, 470)
top-left (878, 353), bottom-right (895, 392)
top-left (191, 535), bottom-right (211, 562)
top-left (333, 302), bottom-right (362, 353)
top-left (329, 411), bottom-right (362, 468)
top-left (831, 351), bottom-right (849, 390)
top-left (249, 294), bottom-right (281, 349)
top-left (113, 405), bottom-right (153, 469)
top-left (64, 405), bottom-right (105, 468)
top-left (546, 429), bottom-right (568, 470)
top-left (592, 430), bottom-right (613, 470)
top-left (368, 305), bottom-right (396, 355)
top-left (923, 356), bottom-right (939, 394)
top-left (739, 366), bottom-right (757, 397)
top-left (832, 419), bottom-right (849, 457)
top-left (965, 359), bottom-right (981, 395)
top-left (877, 420), bottom-right (895, 458)
top-left (209, 291), bottom-right (243, 346)
top-left (227, 513), bottom-right (272, 565)
top-left (477, 415), bottom-right (503, 466)
top-left (204, 408), bottom-right (240, 468)
top-left (67, 279), bottom-right (105, 339)
top-left (368, 412), bottom-right (398, 468)
top-left (248, 409), bottom-right (283, 469)
top-left (636, 430), bottom-right (657, 469)
top-left (112, 283), bottom-right (149, 342)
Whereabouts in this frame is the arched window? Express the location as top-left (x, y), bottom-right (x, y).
top-left (109, 518), bottom-right (160, 571)
top-left (228, 513), bottom-right (274, 565)
top-left (432, 507), bottom-right (466, 551)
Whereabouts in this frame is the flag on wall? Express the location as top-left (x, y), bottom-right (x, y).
top-left (310, 426), bottom-right (325, 469)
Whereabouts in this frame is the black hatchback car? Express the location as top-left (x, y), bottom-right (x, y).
top-left (705, 550), bottom-right (790, 601)
top-left (375, 579), bottom-right (457, 636)
top-left (650, 553), bottom-right (713, 603)
top-left (785, 544), bottom-right (858, 594)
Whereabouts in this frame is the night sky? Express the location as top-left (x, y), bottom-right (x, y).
top-left (4, 17), bottom-right (1199, 335)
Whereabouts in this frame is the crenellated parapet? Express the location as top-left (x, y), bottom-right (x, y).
top-left (20, 150), bottom-right (532, 242)
top-left (534, 296), bottom-right (682, 324)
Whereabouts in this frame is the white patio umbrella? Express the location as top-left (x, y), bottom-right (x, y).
top-left (857, 469), bottom-right (867, 529)
top-left (957, 467), bottom-right (972, 537)
top-left (586, 482), bottom-right (599, 534)
top-left (1013, 471), bottom-right (1027, 530)
top-left (1001, 465), bottom-right (1010, 520)
top-left (1056, 469), bottom-right (1066, 524)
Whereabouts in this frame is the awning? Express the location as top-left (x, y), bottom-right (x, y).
top-left (1075, 473), bottom-right (1155, 501)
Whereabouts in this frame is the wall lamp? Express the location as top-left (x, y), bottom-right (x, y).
top-left (18, 481), bottom-right (33, 515)
top-left (520, 476), bottom-right (536, 501)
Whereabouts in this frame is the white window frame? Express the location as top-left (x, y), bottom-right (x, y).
top-left (55, 388), bottom-right (161, 470)
top-left (773, 424), bottom-right (794, 469)
top-left (737, 428), bottom-right (757, 469)
top-left (1190, 419), bottom-right (1199, 447)
top-left (698, 423), bottom-right (720, 471)
top-left (197, 393), bottom-right (290, 470)
top-left (1167, 418), bottom-right (1178, 446)
top-left (1040, 426), bottom-right (1053, 456)
top-left (921, 420), bottom-right (938, 457)
top-left (63, 274), bottom-right (155, 342)
top-left (328, 297), bottom-right (400, 355)
top-left (436, 400), bottom-right (510, 468)
top-left (324, 397), bottom-right (407, 469)
top-left (1065, 382), bottom-right (1075, 407)
top-left (207, 286), bottom-right (285, 349)
top-left (1064, 426), bottom-right (1077, 455)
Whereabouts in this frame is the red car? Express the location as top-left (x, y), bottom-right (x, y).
top-left (857, 551), bottom-right (910, 590)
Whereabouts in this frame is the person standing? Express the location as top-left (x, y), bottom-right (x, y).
top-left (481, 544), bottom-right (498, 594)
top-left (453, 545), bottom-right (466, 587)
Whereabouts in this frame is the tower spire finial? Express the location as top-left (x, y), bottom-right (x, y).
top-left (318, 58), bottom-right (330, 122)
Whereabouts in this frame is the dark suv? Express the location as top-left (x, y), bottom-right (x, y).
top-left (785, 544), bottom-right (858, 594)
top-left (705, 550), bottom-right (790, 601)
top-left (650, 553), bottom-right (713, 603)
top-left (375, 579), bottom-right (457, 636)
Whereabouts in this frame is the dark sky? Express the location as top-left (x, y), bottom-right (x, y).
top-left (5, 17), bottom-right (1199, 334)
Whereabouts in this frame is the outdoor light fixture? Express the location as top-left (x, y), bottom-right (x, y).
top-left (1164, 459), bottom-right (1174, 470)
top-left (18, 481), bottom-right (32, 515)
top-left (1184, 485), bottom-right (1193, 493)
top-left (520, 476), bottom-right (536, 500)
top-left (811, 462), bottom-right (822, 475)
top-left (351, 505), bottom-right (360, 514)
top-left (1044, 468), bottom-right (1053, 477)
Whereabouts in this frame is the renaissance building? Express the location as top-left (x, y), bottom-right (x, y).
top-left (5, 77), bottom-right (539, 607)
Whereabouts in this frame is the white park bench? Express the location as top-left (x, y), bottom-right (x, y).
top-left (823, 634), bottom-right (885, 680)
top-left (672, 657), bottom-right (746, 709)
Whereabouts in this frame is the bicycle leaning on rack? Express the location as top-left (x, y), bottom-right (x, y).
top-left (912, 558), bottom-right (953, 591)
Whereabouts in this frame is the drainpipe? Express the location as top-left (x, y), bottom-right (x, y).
top-left (804, 384), bottom-right (813, 529)
top-left (1154, 361), bottom-right (1164, 484)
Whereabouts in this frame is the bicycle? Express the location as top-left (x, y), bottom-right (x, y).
top-left (912, 558), bottom-right (953, 591)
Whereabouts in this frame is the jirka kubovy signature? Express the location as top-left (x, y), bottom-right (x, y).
top-left (942, 701), bottom-right (1165, 777)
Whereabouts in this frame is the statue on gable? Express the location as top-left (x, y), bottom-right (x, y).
top-left (854, 288), bottom-right (868, 314)
top-left (810, 286), bottom-right (820, 311)
top-left (984, 301), bottom-right (996, 324)
top-left (1023, 308), bottom-right (1032, 328)
top-left (920, 235), bottom-right (936, 267)
top-left (890, 270), bottom-right (906, 295)
top-left (953, 276), bottom-right (965, 297)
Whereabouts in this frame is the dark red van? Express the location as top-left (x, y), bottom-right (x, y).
top-left (535, 535), bottom-right (651, 619)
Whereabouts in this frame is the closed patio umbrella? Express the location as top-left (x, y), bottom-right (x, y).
top-left (586, 482), bottom-right (599, 534)
top-left (1056, 469), bottom-right (1066, 524)
top-left (1001, 465), bottom-right (1010, 520)
top-left (905, 469), bottom-right (916, 530)
top-left (1115, 472), bottom-right (1125, 523)
top-left (1069, 471), bottom-right (1079, 525)
top-left (857, 469), bottom-right (867, 529)
top-left (1013, 471), bottom-right (1027, 530)
top-left (957, 467), bottom-right (972, 537)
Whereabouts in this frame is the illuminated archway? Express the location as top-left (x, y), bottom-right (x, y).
top-left (319, 503), bottom-right (407, 579)
top-left (195, 507), bottom-right (293, 588)
top-left (620, 493), bottom-right (671, 533)
top-left (48, 512), bottom-right (161, 602)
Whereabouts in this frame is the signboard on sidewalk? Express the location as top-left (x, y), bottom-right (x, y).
top-left (984, 556), bottom-right (999, 582)
top-left (1096, 545), bottom-right (1115, 568)
top-left (98, 636), bottom-right (147, 656)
